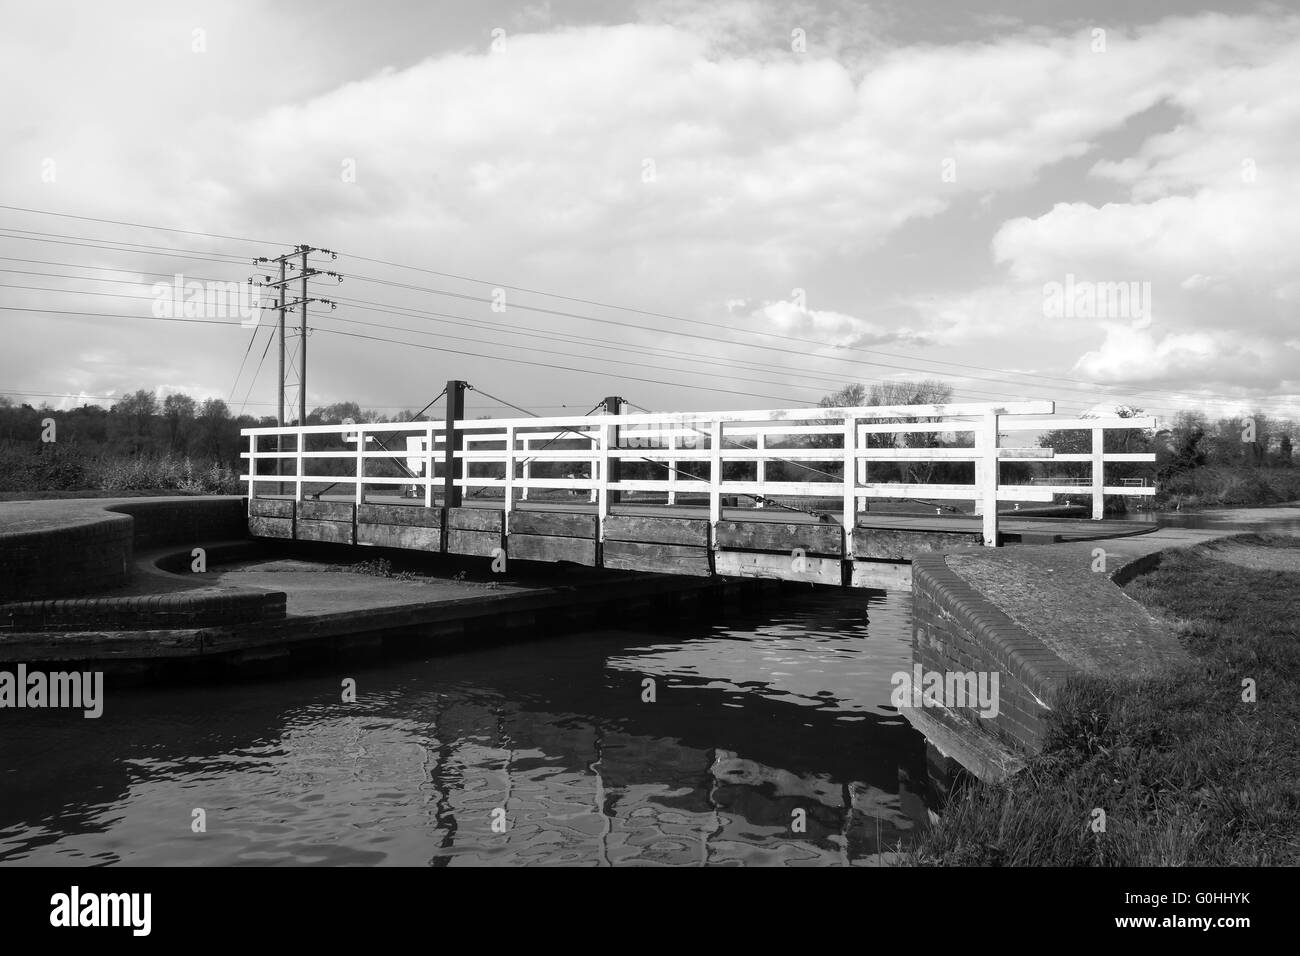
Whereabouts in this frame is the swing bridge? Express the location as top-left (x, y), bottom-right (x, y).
top-left (241, 384), bottom-right (1156, 589)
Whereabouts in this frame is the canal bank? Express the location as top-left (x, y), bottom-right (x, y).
top-left (904, 525), bottom-right (1247, 782)
top-left (906, 529), bottom-right (1300, 866)
top-left (902, 500), bottom-right (1300, 786)
top-left (0, 496), bottom-right (787, 678)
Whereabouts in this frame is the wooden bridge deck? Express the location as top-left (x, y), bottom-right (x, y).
top-left (247, 494), bottom-right (1150, 590)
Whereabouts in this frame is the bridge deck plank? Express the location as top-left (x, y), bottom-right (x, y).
top-left (262, 493), bottom-right (1145, 543)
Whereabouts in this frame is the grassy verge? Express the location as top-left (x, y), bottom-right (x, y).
top-left (906, 532), bottom-right (1300, 866)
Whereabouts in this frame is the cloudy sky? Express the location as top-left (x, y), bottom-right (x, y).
top-left (1, 0), bottom-right (1297, 423)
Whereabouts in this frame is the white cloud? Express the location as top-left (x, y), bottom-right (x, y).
top-left (3, 4), bottom-right (1300, 414)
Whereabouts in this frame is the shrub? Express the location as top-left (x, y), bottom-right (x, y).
top-left (0, 444), bottom-right (93, 492)
top-left (94, 453), bottom-right (242, 494)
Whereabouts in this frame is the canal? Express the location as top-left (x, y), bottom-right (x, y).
top-left (0, 585), bottom-right (936, 866)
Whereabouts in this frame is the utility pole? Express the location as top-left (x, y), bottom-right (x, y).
top-left (276, 257), bottom-right (285, 429)
top-left (276, 257), bottom-right (285, 483)
top-left (252, 245), bottom-right (341, 432)
top-left (300, 245), bottom-right (309, 427)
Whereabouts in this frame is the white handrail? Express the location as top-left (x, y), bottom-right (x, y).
top-left (240, 401), bottom-right (1160, 547)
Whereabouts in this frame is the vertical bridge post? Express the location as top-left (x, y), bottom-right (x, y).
top-left (709, 419), bottom-right (723, 547)
top-left (666, 430), bottom-right (677, 505)
top-left (248, 433), bottom-right (257, 505)
top-left (598, 418), bottom-right (613, 545)
top-left (503, 424), bottom-right (515, 533)
top-left (443, 380), bottom-right (467, 509)
top-left (978, 410), bottom-right (1000, 546)
top-left (603, 396), bottom-right (624, 506)
top-left (424, 420), bottom-right (435, 508)
top-left (1091, 427), bottom-right (1105, 520)
top-left (294, 426), bottom-right (304, 502)
top-left (354, 423), bottom-right (365, 505)
top-left (842, 413), bottom-right (856, 560)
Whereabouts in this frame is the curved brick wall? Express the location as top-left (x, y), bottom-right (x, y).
top-left (0, 497), bottom-right (248, 602)
top-left (0, 510), bottom-right (134, 603)
top-left (108, 497), bottom-right (247, 550)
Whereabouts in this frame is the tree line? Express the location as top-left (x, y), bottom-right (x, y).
top-left (0, 393), bottom-right (424, 469)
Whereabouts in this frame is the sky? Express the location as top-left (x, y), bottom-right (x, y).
top-left (1, 0), bottom-right (1297, 423)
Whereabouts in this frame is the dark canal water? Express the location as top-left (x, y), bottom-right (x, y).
top-left (0, 587), bottom-right (936, 866)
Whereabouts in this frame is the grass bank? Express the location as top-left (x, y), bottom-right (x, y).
top-left (906, 532), bottom-right (1300, 866)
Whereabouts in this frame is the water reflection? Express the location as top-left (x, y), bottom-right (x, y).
top-left (0, 589), bottom-right (933, 866)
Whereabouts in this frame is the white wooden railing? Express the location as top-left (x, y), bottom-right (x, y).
top-left (240, 401), bottom-right (1157, 548)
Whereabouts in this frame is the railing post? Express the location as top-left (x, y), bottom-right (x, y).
top-left (667, 431), bottom-right (677, 505)
top-left (503, 425), bottom-right (515, 533)
top-left (598, 420), bottom-right (612, 540)
top-left (355, 424), bottom-right (365, 506)
top-left (444, 380), bottom-right (466, 509)
top-left (709, 419), bottom-right (722, 544)
top-left (604, 396), bottom-right (624, 505)
top-left (978, 411), bottom-right (998, 545)
top-left (521, 437), bottom-right (531, 501)
top-left (755, 431), bottom-right (766, 508)
top-left (1091, 427), bottom-right (1105, 520)
top-left (248, 433), bottom-right (257, 503)
top-left (842, 415), bottom-right (856, 558)
top-left (856, 423), bottom-right (867, 513)
top-left (424, 423), bottom-right (434, 508)
top-left (294, 428), bottom-right (304, 502)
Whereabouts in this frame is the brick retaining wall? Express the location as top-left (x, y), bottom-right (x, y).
top-left (1, 589), bottom-right (285, 630)
top-left (0, 512), bottom-right (134, 602)
top-left (910, 553), bottom-right (1082, 754)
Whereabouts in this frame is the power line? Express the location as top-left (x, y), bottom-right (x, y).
top-left (0, 232), bottom-right (254, 267)
top-left (0, 388), bottom-right (572, 412)
top-left (5, 275), bottom-right (1290, 419)
top-left (228, 325), bottom-right (262, 403)
top-left (0, 303), bottom-right (809, 404)
top-left (0, 263), bottom-right (332, 290)
top-left (0, 277), bottom-right (1167, 412)
top-left (0, 203), bottom-right (286, 247)
top-left (238, 325), bottom-right (276, 419)
top-left (0, 226), bottom-right (251, 263)
top-left (2, 271), bottom-right (1023, 405)
top-left (320, 327), bottom-right (807, 404)
top-left (0, 218), bottom-right (1228, 405)
top-left (339, 269), bottom-right (1246, 413)
top-left (2, 207), bottom-right (1293, 415)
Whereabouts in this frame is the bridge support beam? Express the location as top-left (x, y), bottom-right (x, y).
top-left (443, 380), bottom-right (467, 509)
